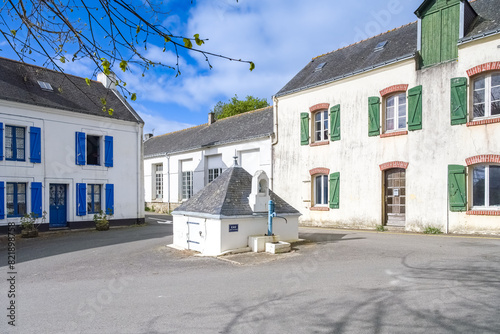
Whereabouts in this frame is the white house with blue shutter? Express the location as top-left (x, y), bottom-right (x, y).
top-left (0, 57), bottom-right (144, 233)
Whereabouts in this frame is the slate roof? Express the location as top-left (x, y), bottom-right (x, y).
top-left (173, 165), bottom-right (300, 218)
top-left (276, 0), bottom-right (500, 97)
top-left (0, 57), bottom-right (143, 123)
top-left (144, 106), bottom-right (273, 158)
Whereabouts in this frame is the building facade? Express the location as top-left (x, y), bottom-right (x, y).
top-left (273, 0), bottom-right (500, 234)
top-left (144, 107), bottom-right (274, 213)
top-left (0, 58), bottom-right (144, 233)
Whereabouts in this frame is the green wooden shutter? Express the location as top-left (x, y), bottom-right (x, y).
top-left (448, 165), bottom-right (467, 212)
top-left (450, 77), bottom-right (468, 125)
top-left (408, 85), bottom-right (423, 131)
top-left (300, 113), bottom-right (309, 145)
top-left (329, 172), bottom-right (340, 209)
top-left (368, 97), bottom-right (380, 136)
top-left (330, 104), bottom-right (341, 141)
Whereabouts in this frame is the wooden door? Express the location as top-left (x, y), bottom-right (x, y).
top-left (49, 184), bottom-right (67, 227)
top-left (385, 169), bottom-right (406, 226)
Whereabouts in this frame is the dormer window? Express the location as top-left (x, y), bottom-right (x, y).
top-left (37, 80), bottom-right (53, 91)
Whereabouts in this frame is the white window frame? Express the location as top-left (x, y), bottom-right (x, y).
top-left (181, 171), bottom-right (193, 200)
top-left (313, 174), bottom-right (328, 207)
top-left (384, 92), bottom-right (407, 133)
top-left (208, 168), bottom-right (222, 184)
top-left (472, 72), bottom-right (500, 120)
top-left (313, 110), bottom-right (329, 142)
top-left (154, 164), bottom-right (163, 199)
top-left (471, 164), bottom-right (500, 210)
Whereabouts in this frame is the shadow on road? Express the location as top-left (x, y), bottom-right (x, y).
top-left (0, 220), bottom-right (172, 266)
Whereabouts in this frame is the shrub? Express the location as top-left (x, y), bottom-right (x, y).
top-left (423, 226), bottom-right (443, 234)
top-left (93, 211), bottom-right (111, 231)
top-left (375, 225), bottom-right (386, 232)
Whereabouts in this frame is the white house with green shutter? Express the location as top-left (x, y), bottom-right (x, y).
top-left (0, 57), bottom-right (144, 233)
top-left (273, 0), bottom-right (500, 234)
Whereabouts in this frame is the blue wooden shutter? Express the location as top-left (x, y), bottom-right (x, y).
top-left (31, 182), bottom-right (43, 217)
top-left (76, 183), bottom-right (87, 216)
top-left (104, 136), bottom-right (113, 167)
top-left (29, 127), bottom-right (42, 163)
top-left (75, 132), bottom-right (86, 165)
top-left (106, 184), bottom-right (114, 215)
top-left (0, 122), bottom-right (4, 161)
top-left (368, 97), bottom-right (380, 136)
top-left (0, 182), bottom-right (4, 219)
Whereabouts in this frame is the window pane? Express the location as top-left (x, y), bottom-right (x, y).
top-left (474, 89), bottom-right (485, 103)
top-left (489, 166), bottom-right (500, 206)
top-left (474, 104), bottom-right (485, 118)
top-left (398, 103), bottom-right (406, 117)
top-left (87, 135), bottom-right (100, 165)
top-left (474, 77), bottom-right (485, 90)
top-left (386, 106), bottom-right (394, 119)
top-left (492, 74), bottom-right (500, 87)
top-left (398, 116), bottom-right (406, 129)
top-left (491, 102), bottom-right (500, 116)
top-left (5, 125), bottom-right (13, 138)
top-left (323, 175), bottom-right (328, 205)
top-left (87, 186), bottom-right (92, 212)
top-left (16, 127), bottom-right (25, 139)
top-left (386, 96), bottom-right (394, 107)
top-left (473, 166), bottom-right (485, 206)
top-left (386, 119), bottom-right (394, 131)
top-left (315, 176), bottom-right (322, 205)
top-left (17, 149), bottom-right (25, 160)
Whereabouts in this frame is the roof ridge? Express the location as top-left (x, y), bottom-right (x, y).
top-left (312, 21), bottom-right (418, 61)
top-left (151, 123), bottom-right (207, 139)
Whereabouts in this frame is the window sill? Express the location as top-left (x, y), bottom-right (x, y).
top-left (310, 141), bottom-right (329, 147)
top-left (380, 130), bottom-right (408, 138)
top-left (466, 210), bottom-right (500, 216)
top-left (466, 117), bottom-right (500, 127)
top-left (310, 207), bottom-right (329, 211)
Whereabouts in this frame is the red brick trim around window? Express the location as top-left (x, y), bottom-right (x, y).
top-left (467, 117), bottom-right (500, 127)
top-left (309, 103), bottom-right (330, 113)
top-left (466, 210), bottom-right (500, 216)
top-left (379, 161), bottom-right (409, 171)
top-left (309, 167), bottom-right (330, 176)
top-left (310, 141), bottom-right (330, 147)
top-left (379, 84), bottom-right (409, 97)
top-left (465, 154), bottom-right (500, 166)
top-left (466, 62), bottom-right (500, 77)
top-left (380, 130), bottom-right (408, 138)
top-left (310, 207), bottom-right (330, 211)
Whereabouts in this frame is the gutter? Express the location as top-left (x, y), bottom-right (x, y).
top-left (275, 53), bottom-right (416, 98)
top-left (458, 29), bottom-right (500, 45)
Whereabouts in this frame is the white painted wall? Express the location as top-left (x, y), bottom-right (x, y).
top-left (173, 213), bottom-right (299, 256)
top-left (145, 136), bottom-right (273, 210)
top-left (273, 34), bottom-right (500, 234)
top-left (0, 99), bottom-right (144, 227)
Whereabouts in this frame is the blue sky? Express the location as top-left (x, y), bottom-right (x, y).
top-left (2, 0), bottom-right (424, 135)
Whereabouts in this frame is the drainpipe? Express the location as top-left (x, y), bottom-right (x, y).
top-left (167, 154), bottom-right (171, 213)
top-left (271, 96), bottom-right (279, 190)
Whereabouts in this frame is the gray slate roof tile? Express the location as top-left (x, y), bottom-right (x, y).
top-left (144, 106), bottom-right (273, 157)
top-left (0, 57), bottom-right (143, 123)
top-left (173, 166), bottom-right (300, 217)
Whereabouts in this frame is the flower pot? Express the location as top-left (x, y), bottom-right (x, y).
top-left (21, 229), bottom-right (39, 238)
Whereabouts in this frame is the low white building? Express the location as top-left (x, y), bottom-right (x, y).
top-left (172, 165), bottom-right (300, 256)
top-left (273, 0), bottom-right (500, 234)
top-left (144, 107), bottom-right (274, 212)
top-left (0, 57), bottom-right (144, 233)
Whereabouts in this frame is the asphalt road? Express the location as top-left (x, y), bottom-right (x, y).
top-left (1, 216), bottom-right (500, 334)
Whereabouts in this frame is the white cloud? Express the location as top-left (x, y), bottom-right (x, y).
top-left (137, 105), bottom-right (196, 135)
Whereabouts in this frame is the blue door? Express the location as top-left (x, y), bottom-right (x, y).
top-left (49, 184), bottom-right (67, 227)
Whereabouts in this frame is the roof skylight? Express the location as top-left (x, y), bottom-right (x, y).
top-left (374, 41), bottom-right (388, 52)
top-left (314, 62), bottom-right (327, 72)
top-left (37, 80), bottom-right (53, 91)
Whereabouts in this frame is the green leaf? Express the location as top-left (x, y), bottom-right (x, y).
top-left (108, 108), bottom-right (114, 116)
top-left (119, 60), bottom-right (127, 72)
top-left (101, 58), bottom-right (111, 75)
top-left (249, 62), bottom-right (255, 71)
top-left (10, 30), bottom-right (16, 37)
top-left (85, 78), bottom-right (91, 86)
top-left (131, 93), bottom-right (137, 101)
top-left (60, 57), bottom-right (66, 63)
top-left (164, 36), bottom-right (171, 43)
top-left (100, 97), bottom-right (107, 106)
top-left (183, 38), bottom-right (193, 49)
top-left (194, 34), bottom-right (204, 46)
top-left (136, 25), bottom-right (140, 34)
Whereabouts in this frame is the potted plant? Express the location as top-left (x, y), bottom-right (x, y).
top-left (20, 212), bottom-right (46, 238)
top-left (93, 210), bottom-right (111, 231)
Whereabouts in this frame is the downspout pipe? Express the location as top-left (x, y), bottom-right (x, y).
top-left (268, 200), bottom-right (276, 236)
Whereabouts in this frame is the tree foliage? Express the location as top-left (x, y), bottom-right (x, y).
top-left (212, 95), bottom-right (269, 120)
top-left (0, 0), bottom-right (255, 103)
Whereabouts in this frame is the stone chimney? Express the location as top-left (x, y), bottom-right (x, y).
top-left (97, 72), bottom-right (117, 91)
top-left (208, 112), bottom-right (216, 125)
top-left (144, 133), bottom-right (153, 141)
